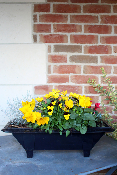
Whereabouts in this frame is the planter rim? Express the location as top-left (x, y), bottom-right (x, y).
top-left (1, 120), bottom-right (114, 134)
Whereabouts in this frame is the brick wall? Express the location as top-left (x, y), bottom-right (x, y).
top-left (33, 0), bottom-right (117, 121)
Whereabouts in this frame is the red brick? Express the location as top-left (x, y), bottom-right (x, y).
top-left (101, 15), bottom-right (117, 24)
top-left (47, 75), bottom-right (69, 83)
top-left (84, 25), bottom-right (112, 34)
top-left (53, 4), bottom-right (81, 13)
top-left (97, 106), bottom-right (113, 114)
top-left (113, 5), bottom-right (117, 13)
top-left (34, 4), bottom-right (50, 12)
top-left (40, 34), bottom-right (68, 43)
top-left (33, 14), bottom-right (37, 23)
top-left (114, 26), bottom-right (117, 34)
top-left (71, 75), bottom-right (99, 84)
top-left (111, 115), bottom-right (117, 120)
top-left (83, 66), bottom-right (111, 74)
top-left (83, 5), bottom-right (111, 13)
top-left (48, 45), bottom-right (51, 53)
top-left (39, 14), bottom-right (68, 23)
top-left (70, 35), bottom-right (98, 44)
top-left (69, 55), bottom-right (98, 63)
top-left (47, 0), bottom-right (68, 2)
top-left (53, 65), bottom-right (81, 74)
top-left (86, 94), bottom-right (99, 105)
top-left (48, 55), bottom-right (67, 63)
top-left (34, 24), bottom-right (51, 33)
top-left (54, 45), bottom-right (82, 53)
top-left (54, 85), bottom-right (82, 94)
top-left (34, 85), bottom-right (53, 95)
top-left (114, 66), bottom-right (117, 74)
top-left (71, 0), bottom-right (99, 3)
top-left (101, 96), bottom-right (110, 105)
top-left (70, 15), bottom-right (98, 23)
top-left (84, 45), bottom-right (112, 54)
top-left (101, 36), bottom-right (117, 44)
top-left (84, 86), bottom-right (100, 94)
top-left (53, 24), bottom-right (82, 33)
top-left (101, 76), bottom-right (117, 84)
top-left (114, 46), bottom-right (117, 53)
top-left (101, 0), bottom-right (117, 3)
top-left (101, 56), bottom-right (117, 64)
top-left (48, 65), bottom-right (51, 74)
top-left (88, 96), bottom-right (100, 105)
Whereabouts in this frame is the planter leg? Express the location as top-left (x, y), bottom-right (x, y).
top-left (83, 150), bottom-right (90, 157)
top-left (26, 150), bottom-right (33, 158)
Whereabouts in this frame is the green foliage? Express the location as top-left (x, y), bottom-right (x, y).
top-left (19, 90), bottom-right (102, 137)
top-left (87, 67), bottom-right (117, 140)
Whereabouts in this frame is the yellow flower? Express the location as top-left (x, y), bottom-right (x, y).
top-left (65, 99), bottom-right (73, 109)
top-left (35, 97), bottom-right (43, 102)
top-left (21, 99), bottom-right (35, 109)
top-left (19, 104), bottom-right (33, 114)
top-left (22, 111), bottom-right (38, 123)
top-left (22, 101), bottom-right (29, 106)
top-left (36, 116), bottom-right (49, 126)
top-left (62, 96), bottom-right (68, 101)
top-left (69, 92), bottom-right (74, 97)
top-left (63, 107), bottom-right (69, 112)
top-left (61, 90), bottom-right (67, 96)
top-left (47, 106), bottom-right (54, 111)
top-left (44, 94), bottom-right (50, 99)
top-left (48, 111), bottom-right (53, 116)
top-left (64, 114), bottom-right (70, 120)
top-left (52, 89), bottom-right (60, 93)
top-left (79, 95), bottom-right (92, 108)
top-left (59, 103), bottom-right (62, 108)
top-left (69, 92), bottom-right (79, 99)
top-left (52, 101), bottom-right (56, 105)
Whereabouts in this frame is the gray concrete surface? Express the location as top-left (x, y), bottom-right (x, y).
top-left (0, 135), bottom-right (117, 175)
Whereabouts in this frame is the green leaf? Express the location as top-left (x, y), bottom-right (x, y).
top-left (48, 129), bottom-right (53, 134)
top-left (83, 113), bottom-right (95, 120)
top-left (84, 108), bottom-right (93, 113)
top-left (46, 99), bottom-right (51, 104)
top-left (66, 130), bottom-right (70, 137)
top-left (89, 120), bottom-right (96, 127)
top-left (70, 112), bottom-right (78, 119)
top-left (33, 123), bottom-right (38, 129)
top-left (60, 131), bottom-right (62, 135)
top-left (80, 125), bottom-right (87, 134)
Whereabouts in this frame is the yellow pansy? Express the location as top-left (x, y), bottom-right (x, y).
top-left (22, 111), bottom-right (37, 123)
top-left (61, 90), bottom-right (67, 96)
top-left (47, 106), bottom-right (54, 111)
top-left (52, 101), bottom-right (56, 105)
top-left (19, 104), bottom-right (33, 114)
top-left (62, 96), bottom-right (68, 101)
top-left (65, 99), bottom-right (73, 109)
top-left (64, 114), bottom-right (70, 120)
top-left (63, 107), bottom-right (69, 112)
top-left (36, 116), bottom-right (49, 126)
top-left (21, 99), bottom-right (35, 109)
top-left (22, 101), bottom-right (29, 106)
top-left (44, 94), bottom-right (50, 99)
top-left (35, 97), bottom-right (43, 102)
top-left (69, 92), bottom-right (79, 99)
top-left (59, 103), bottom-right (62, 108)
top-left (48, 111), bottom-right (53, 116)
top-left (79, 95), bottom-right (92, 108)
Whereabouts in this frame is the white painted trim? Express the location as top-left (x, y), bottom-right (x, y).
top-left (0, 0), bottom-right (46, 2)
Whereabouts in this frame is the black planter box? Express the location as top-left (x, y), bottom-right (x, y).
top-left (2, 122), bottom-right (114, 158)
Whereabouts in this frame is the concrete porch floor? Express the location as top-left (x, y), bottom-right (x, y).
top-left (0, 135), bottom-right (117, 175)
